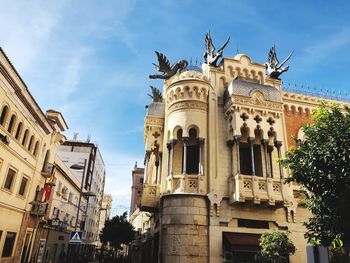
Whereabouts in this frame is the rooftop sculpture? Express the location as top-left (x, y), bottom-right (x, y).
top-left (265, 45), bottom-right (293, 79)
top-left (149, 51), bottom-right (188, 80)
top-left (203, 30), bottom-right (230, 67)
top-left (148, 86), bottom-right (163, 102)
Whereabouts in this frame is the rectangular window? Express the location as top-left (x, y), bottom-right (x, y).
top-left (238, 219), bottom-right (269, 229)
top-left (4, 168), bottom-right (16, 190)
top-left (2, 232), bottom-right (16, 257)
top-left (240, 143), bottom-right (252, 175)
top-left (186, 144), bottom-right (199, 174)
top-left (68, 192), bottom-right (73, 203)
top-left (253, 145), bottom-right (263, 177)
top-left (18, 177), bottom-right (28, 196)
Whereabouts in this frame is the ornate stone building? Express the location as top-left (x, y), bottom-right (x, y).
top-left (137, 51), bottom-right (348, 262)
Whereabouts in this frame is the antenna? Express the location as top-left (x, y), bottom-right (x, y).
top-left (86, 134), bottom-right (91, 143)
top-left (73, 132), bottom-right (78, 141)
top-left (236, 42), bottom-right (239, 54)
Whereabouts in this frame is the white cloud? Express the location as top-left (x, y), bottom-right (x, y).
top-left (301, 27), bottom-right (350, 66)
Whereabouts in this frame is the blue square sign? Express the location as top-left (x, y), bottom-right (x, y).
top-left (69, 231), bottom-right (83, 244)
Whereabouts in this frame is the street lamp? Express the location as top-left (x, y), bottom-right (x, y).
top-left (70, 161), bottom-right (88, 232)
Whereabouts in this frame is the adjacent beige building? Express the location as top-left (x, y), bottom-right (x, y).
top-left (0, 48), bottom-right (67, 263)
top-left (97, 194), bottom-right (112, 247)
top-left (134, 52), bottom-right (348, 262)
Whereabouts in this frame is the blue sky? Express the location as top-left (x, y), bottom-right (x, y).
top-left (1, 0), bottom-right (350, 215)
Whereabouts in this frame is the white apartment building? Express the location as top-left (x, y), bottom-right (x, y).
top-left (57, 139), bottom-right (106, 247)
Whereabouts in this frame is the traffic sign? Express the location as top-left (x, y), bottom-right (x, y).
top-left (69, 231), bottom-right (83, 244)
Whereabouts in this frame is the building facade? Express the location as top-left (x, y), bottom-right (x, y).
top-left (57, 140), bottom-right (106, 247)
top-left (97, 194), bottom-right (112, 247)
top-left (32, 154), bottom-right (87, 263)
top-left (136, 51), bottom-right (347, 263)
top-left (0, 48), bottom-right (67, 263)
top-left (129, 163), bottom-right (152, 235)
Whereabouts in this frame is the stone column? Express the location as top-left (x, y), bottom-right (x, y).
top-left (234, 135), bottom-right (241, 174)
top-left (198, 138), bottom-right (205, 175)
top-left (275, 141), bottom-right (283, 179)
top-left (227, 139), bottom-right (235, 198)
top-left (144, 151), bottom-right (151, 184)
top-left (262, 139), bottom-right (269, 178)
top-left (180, 137), bottom-right (189, 192)
top-left (249, 137), bottom-right (255, 176)
top-left (155, 152), bottom-right (162, 184)
top-left (166, 140), bottom-right (176, 192)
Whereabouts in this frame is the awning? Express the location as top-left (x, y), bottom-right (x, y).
top-left (223, 232), bottom-right (261, 252)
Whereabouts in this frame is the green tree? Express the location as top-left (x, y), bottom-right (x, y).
top-left (100, 212), bottom-right (136, 250)
top-left (259, 231), bottom-right (295, 263)
top-left (282, 104), bottom-right (350, 246)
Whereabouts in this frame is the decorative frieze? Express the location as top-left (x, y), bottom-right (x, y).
top-left (168, 101), bottom-right (208, 113)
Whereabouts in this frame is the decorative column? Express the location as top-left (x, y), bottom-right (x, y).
top-left (166, 140), bottom-right (176, 192)
top-left (262, 139), bottom-right (269, 178)
top-left (227, 139), bottom-right (235, 198)
top-left (197, 138), bottom-right (205, 175)
top-left (249, 137), bottom-right (255, 176)
top-left (180, 137), bottom-right (189, 192)
top-left (234, 135), bottom-right (241, 174)
top-left (268, 145), bottom-right (274, 178)
top-left (198, 138), bottom-right (205, 193)
top-left (226, 140), bottom-right (235, 176)
top-left (144, 151), bottom-right (151, 184)
top-left (275, 141), bottom-right (283, 179)
top-left (157, 152), bottom-right (162, 184)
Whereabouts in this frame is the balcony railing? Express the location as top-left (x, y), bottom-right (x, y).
top-left (30, 201), bottom-right (49, 217)
top-left (140, 184), bottom-right (160, 212)
top-left (231, 174), bottom-right (292, 206)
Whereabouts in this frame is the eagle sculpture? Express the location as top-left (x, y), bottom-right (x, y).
top-left (203, 30), bottom-right (230, 67)
top-left (149, 51), bottom-right (188, 80)
top-left (265, 45), bottom-right (294, 79)
top-left (148, 86), bottom-right (163, 102)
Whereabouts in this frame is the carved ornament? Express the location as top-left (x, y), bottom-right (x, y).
top-left (168, 101), bottom-right (208, 113)
top-left (225, 95), bottom-right (283, 111)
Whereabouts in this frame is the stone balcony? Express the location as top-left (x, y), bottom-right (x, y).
top-left (140, 184), bottom-right (160, 212)
top-left (41, 162), bottom-right (54, 178)
top-left (231, 174), bottom-right (292, 206)
top-left (168, 174), bottom-right (205, 194)
top-left (30, 201), bottom-right (49, 217)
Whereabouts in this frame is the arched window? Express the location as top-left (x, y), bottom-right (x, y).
top-left (15, 122), bottom-right (23, 140)
top-left (7, 114), bottom-right (16, 133)
top-left (42, 150), bottom-right (50, 172)
top-left (0, 105), bottom-right (8, 126)
top-left (22, 129), bottom-right (29, 146)
top-left (33, 141), bottom-right (39, 156)
top-left (173, 129), bottom-right (184, 175)
top-left (28, 135), bottom-right (34, 151)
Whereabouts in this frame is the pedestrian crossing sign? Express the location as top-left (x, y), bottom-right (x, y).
top-left (69, 231), bottom-right (83, 244)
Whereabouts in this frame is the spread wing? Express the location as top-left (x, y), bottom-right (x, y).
top-left (154, 51), bottom-right (171, 73)
top-left (268, 45), bottom-right (279, 68)
top-left (205, 31), bottom-right (215, 55)
top-left (217, 36), bottom-right (231, 53)
top-left (277, 50), bottom-right (294, 69)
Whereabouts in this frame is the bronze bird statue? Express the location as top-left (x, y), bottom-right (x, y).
top-left (265, 45), bottom-right (294, 79)
top-left (149, 51), bottom-right (188, 80)
top-left (148, 86), bottom-right (163, 102)
top-left (203, 30), bottom-right (230, 67)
